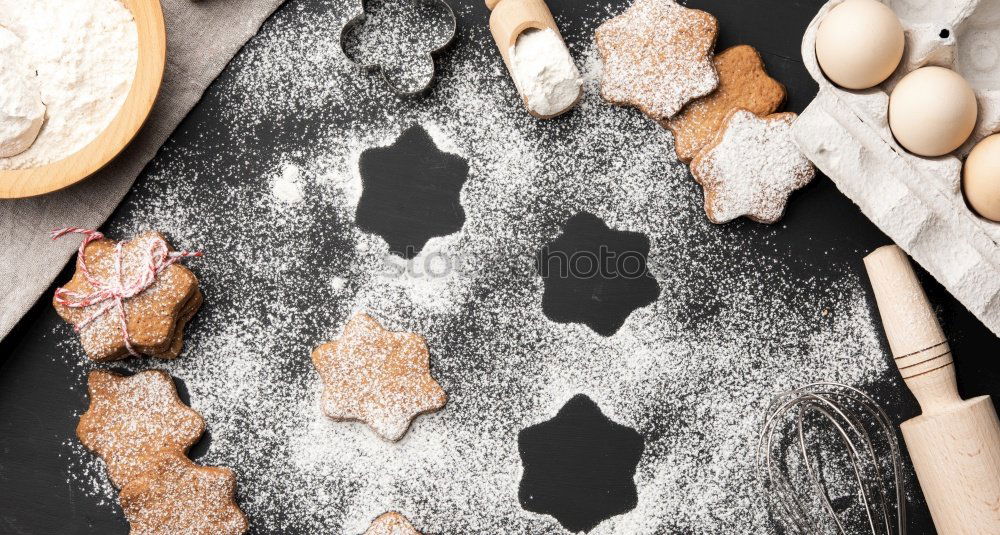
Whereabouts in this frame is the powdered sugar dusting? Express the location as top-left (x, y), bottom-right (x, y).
top-left (692, 110), bottom-right (816, 224)
top-left (76, 370), bottom-right (205, 488)
top-left (312, 313), bottom-right (447, 442)
top-left (272, 162), bottom-right (304, 204)
top-left (57, 2), bottom-right (894, 533)
top-left (595, 0), bottom-right (719, 120)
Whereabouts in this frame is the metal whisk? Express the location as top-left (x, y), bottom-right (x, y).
top-left (756, 382), bottom-right (906, 535)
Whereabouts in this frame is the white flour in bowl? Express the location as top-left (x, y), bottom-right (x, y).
top-left (0, 0), bottom-right (138, 170)
top-left (0, 28), bottom-right (45, 158)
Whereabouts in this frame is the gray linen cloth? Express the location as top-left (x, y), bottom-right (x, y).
top-left (0, 0), bottom-right (286, 339)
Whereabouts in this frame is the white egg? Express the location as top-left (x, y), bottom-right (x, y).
top-left (889, 66), bottom-right (978, 157)
top-left (816, 0), bottom-right (905, 90)
top-left (963, 134), bottom-right (1000, 222)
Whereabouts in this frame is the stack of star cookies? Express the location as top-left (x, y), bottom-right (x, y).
top-left (53, 231), bottom-right (203, 361)
top-left (595, 0), bottom-right (815, 224)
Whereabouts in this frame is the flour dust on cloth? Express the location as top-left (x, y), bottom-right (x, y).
top-left (0, 0), bottom-right (290, 341)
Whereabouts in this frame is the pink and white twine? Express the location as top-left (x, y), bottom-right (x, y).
top-left (51, 227), bottom-right (202, 356)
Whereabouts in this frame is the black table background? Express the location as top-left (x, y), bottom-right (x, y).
top-left (1, 0), bottom-right (998, 533)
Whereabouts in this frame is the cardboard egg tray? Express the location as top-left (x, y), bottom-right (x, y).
top-left (793, 0), bottom-right (1000, 336)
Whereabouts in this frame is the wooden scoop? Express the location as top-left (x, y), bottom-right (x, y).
top-left (485, 0), bottom-right (579, 119)
top-left (0, 0), bottom-right (166, 199)
top-left (865, 244), bottom-right (1000, 534)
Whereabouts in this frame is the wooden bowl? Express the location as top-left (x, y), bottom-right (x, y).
top-left (0, 0), bottom-right (166, 199)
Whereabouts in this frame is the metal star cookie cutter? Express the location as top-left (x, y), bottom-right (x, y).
top-left (339, 0), bottom-right (457, 97)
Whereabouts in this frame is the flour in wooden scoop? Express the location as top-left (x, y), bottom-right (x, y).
top-left (0, 0), bottom-right (138, 170)
top-left (509, 28), bottom-right (583, 117)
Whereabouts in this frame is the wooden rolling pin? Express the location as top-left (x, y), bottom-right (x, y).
top-left (864, 244), bottom-right (1000, 534)
top-left (485, 0), bottom-right (578, 118)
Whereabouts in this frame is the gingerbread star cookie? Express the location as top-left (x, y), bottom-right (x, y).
top-left (595, 0), bottom-right (719, 120)
top-left (364, 512), bottom-right (422, 535)
top-left (77, 370), bottom-right (205, 488)
top-left (119, 450), bottom-right (248, 535)
top-left (53, 230), bottom-right (202, 362)
top-left (690, 109), bottom-right (816, 224)
top-left (311, 313), bottom-right (447, 442)
top-left (664, 45), bottom-right (786, 163)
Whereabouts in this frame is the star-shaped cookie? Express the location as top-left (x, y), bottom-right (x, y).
top-left (76, 370), bottom-right (205, 488)
top-left (53, 231), bottom-right (201, 361)
top-left (119, 450), bottom-right (248, 535)
top-left (595, 0), bottom-right (719, 120)
top-left (690, 109), bottom-right (816, 224)
top-left (364, 512), bottom-right (422, 535)
top-left (311, 313), bottom-right (447, 442)
top-left (664, 45), bottom-right (786, 163)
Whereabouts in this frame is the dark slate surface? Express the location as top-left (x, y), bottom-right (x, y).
top-left (2, 0), bottom-right (999, 533)
top-left (519, 394), bottom-right (645, 532)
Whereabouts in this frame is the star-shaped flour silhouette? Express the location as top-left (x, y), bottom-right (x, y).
top-left (311, 313), bottom-right (447, 441)
top-left (690, 109), bottom-right (816, 224)
top-left (595, 0), bottom-right (719, 120)
top-left (518, 394), bottom-right (645, 533)
top-left (536, 211), bottom-right (661, 336)
top-left (356, 125), bottom-right (469, 258)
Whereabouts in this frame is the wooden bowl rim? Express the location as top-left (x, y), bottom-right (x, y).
top-left (0, 0), bottom-right (166, 199)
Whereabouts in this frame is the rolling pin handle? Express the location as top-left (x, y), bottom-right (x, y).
top-left (863, 245), bottom-right (962, 415)
top-left (486, 0), bottom-right (501, 10)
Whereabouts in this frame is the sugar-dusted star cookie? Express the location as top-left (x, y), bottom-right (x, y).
top-left (690, 109), bottom-right (816, 224)
top-left (364, 512), bottom-right (422, 535)
top-left (119, 450), bottom-right (249, 535)
top-left (311, 313), bottom-right (447, 442)
top-left (664, 45), bottom-right (786, 163)
top-left (595, 0), bottom-right (719, 121)
top-left (52, 229), bottom-right (202, 361)
top-left (76, 370), bottom-right (205, 488)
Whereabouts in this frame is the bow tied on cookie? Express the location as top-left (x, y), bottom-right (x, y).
top-left (52, 227), bottom-right (203, 360)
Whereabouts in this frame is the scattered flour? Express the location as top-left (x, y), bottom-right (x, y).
top-left (331, 276), bottom-right (348, 292)
top-left (56, 2), bottom-right (900, 534)
top-left (0, 28), bottom-right (45, 158)
top-left (0, 0), bottom-right (138, 169)
top-left (272, 162), bottom-right (304, 204)
top-left (509, 28), bottom-right (583, 117)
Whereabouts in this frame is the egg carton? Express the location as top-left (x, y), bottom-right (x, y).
top-left (793, 0), bottom-right (1000, 336)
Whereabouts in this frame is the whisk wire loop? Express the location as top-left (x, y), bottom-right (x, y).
top-left (756, 382), bottom-right (906, 535)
